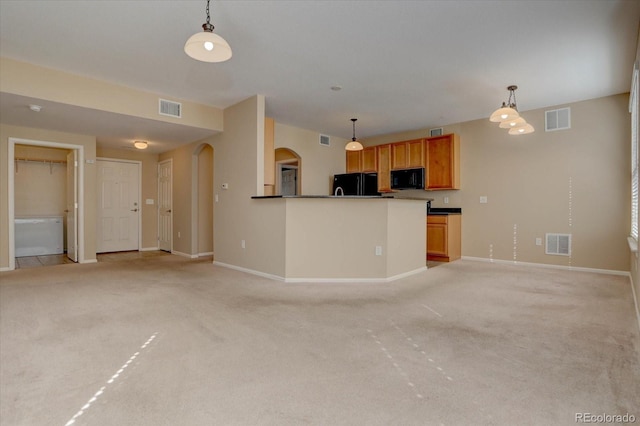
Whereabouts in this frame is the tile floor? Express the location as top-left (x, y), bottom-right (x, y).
top-left (15, 250), bottom-right (171, 269)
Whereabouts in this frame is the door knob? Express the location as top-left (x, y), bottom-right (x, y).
top-left (130, 208), bottom-right (139, 212)
top-left (167, 209), bottom-right (172, 213)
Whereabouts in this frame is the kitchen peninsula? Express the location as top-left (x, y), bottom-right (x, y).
top-left (249, 196), bottom-right (427, 282)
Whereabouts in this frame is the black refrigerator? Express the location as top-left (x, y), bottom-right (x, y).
top-left (332, 172), bottom-right (379, 196)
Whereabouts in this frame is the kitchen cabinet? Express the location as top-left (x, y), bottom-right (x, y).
top-left (391, 139), bottom-right (425, 170)
top-left (427, 214), bottom-right (461, 262)
top-left (346, 150), bottom-right (362, 173)
top-left (425, 134), bottom-right (459, 190)
top-left (391, 143), bottom-right (408, 170)
top-left (264, 117), bottom-right (275, 195)
top-left (362, 146), bottom-right (377, 172)
top-left (407, 139), bottom-right (425, 168)
top-left (377, 144), bottom-right (391, 192)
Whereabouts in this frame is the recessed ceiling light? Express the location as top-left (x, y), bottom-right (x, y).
top-left (29, 104), bottom-right (42, 112)
top-left (330, 85), bottom-right (342, 91)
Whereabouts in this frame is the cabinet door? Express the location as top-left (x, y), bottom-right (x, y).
top-left (377, 144), bottom-right (391, 192)
top-left (362, 147), bottom-right (377, 172)
top-left (426, 134), bottom-right (460, 189)
top-left (346, 150), bottom-right (362, 173)
top-left (407, 139), bottom-right (425, 168)
top-left (391, 142), bottom-right (408, 170)
top-left (426, 217), bottom-right (448, 256)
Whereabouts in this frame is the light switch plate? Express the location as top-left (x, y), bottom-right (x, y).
top-left (145, 199), bottom-right (154, 205)
top-left (480, 196), bottom-right (488, 204)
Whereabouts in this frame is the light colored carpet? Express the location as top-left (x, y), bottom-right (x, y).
top-left (1, 255), bottom-right (638, 426)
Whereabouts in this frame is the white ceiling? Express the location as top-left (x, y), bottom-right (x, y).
top-left (1, 0), bottom-right (639, 153)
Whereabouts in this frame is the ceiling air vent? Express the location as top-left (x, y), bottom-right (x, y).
top-left (159, 99), bottom-right (182, 118)
top-left (546, 233), bottom-right (571, 256)
top-left (545, 107), bottom-right (570, 132)
top-left (319, 134), bottom-right (330, 146)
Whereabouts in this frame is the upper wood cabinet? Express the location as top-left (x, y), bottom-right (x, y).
top-left (346, 150), bottom-right (362, 173)
top-left (377, 144), bottom-right (391, 192)
top-left (425, 133), bottom-right (460, 190)
top-left (362, 146), bottom-right (377, 172)
top-left (346, 146), bottom-right (377, 173)
top-left (407, 139), bottom-right (425, 168)
top-left (391, 139), bottom-right (424, 170)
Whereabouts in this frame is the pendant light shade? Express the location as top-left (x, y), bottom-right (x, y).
top-left (346, 118), bottom-right (364, 151)
top-left (490, 85), bottom-right (535, 135)
top-left (184, 0), bottom-right (232, 63)
top-left (490, 104), bottom-right (519, 122)
top-left (508, 123), bottom-right (535, 135)
top-left (498, 116), bottom-right (527, 129)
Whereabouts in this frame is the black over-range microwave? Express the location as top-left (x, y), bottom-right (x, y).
top-left (390, 167), bottom-right (425, 190)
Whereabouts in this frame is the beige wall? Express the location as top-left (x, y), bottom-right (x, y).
top-left (96, 147), bottom-right (160, 250)
top-left (367, 94), bottom-right (631, 273)
top-left (197, 145), bottom-right (213, 254)
top-left (14, 145), bottom-right (68, 218)
top-left (630, 28), bottom-right (640, 325)
top-left (0, 124), bottom-right (97, 269)
top-left (0, 58), bottom-right (223, 133)
top-left (274, 123), bottom-right (347, 195)
top-left (283, 198), bottom-right (425, 280)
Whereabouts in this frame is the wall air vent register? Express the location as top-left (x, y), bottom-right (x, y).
top-left (159, 99), bottom-right (182, 118)
top-left (546, 233), bottom-right (571, 256)
top-left (545, 107), bottom-right (570, 132)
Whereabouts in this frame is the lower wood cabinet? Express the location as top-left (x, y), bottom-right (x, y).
top-left (427, 214), bottom-right (461, 262)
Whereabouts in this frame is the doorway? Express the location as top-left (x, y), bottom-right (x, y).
top-left (96, 159), bottom-right (141, 253)
top-left (274, 148), bottom-right (302, 196)
top-left (8, 138), bottom-right (84, 271)
top-left (158, 159), bottom-right (172, 252)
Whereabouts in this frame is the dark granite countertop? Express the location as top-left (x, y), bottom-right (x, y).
top-left (428, 207), bottom-right (462, 215)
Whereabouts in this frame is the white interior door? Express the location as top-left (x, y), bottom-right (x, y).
top-left (158, 160), bottom-right (172, 252)
top-left (96, 160), bottom-right (140, 253)
top-left (66, 151), bottom-right (78, 262)
top-left (281, 167), bottom-right (297, 196)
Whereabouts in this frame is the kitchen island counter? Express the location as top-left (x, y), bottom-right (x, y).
top-left (226, 196), bottom-right (426, 282)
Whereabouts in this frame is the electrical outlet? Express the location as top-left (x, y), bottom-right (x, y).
top-left (480, 196), bottom-right (488, 204)
top-left (375, 246), bottom-right (383, 256)
top-left (178, 231), bottom-right (181, 238)
top-left (444, 197), bottom-right (449, 204)
top-left (215, 194), bottom-right (219, 203)
top-left (536, 237), bottom-right (542, 246)
top-left (241, 240), bottom-right (246, 249)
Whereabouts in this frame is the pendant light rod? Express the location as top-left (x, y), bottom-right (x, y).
top-left (345, 118), bottom-right (364, 151)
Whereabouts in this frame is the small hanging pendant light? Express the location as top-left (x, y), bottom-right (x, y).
top-left (345, 118), bottom-right (364, 151)
top-left (490, 85), bottom-right (535, 135)
top-left (184, 0), bottom-right (232, 63)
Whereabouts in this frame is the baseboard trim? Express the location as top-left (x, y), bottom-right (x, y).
top-left (461, 256), bottom-right (629, 277)
top-left (172, 251), bottom-right (198, 259)
top-left (212, 262), bottom-right (427, 284)
top-left (629, 273), bottom-right (640, 335)
top-left (0, 266), bottom-right (11, 272)
top-left (80, 259), bottom-right (98, 264)
top-left (198, 252), bottom-right (214, 257)
top-left (140, 247), bottom-right (159, 252)
top-left (212, 261), bottom-right (285, 281)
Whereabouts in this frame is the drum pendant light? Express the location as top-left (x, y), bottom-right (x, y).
top-left (345, 118), bottom-right (364, 151)
top-left (184, 0), bottom-right (232, 63)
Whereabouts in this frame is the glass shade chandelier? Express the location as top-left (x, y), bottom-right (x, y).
top-left (184, 0), bottom-right (232, 63)
top-left (345, 118), bottom-right (364, 151)
top-left (489, 85), bottom-right (534, 135)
